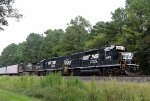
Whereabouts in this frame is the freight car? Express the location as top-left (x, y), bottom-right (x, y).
top-left (61, 45), bottom-right (139, 76)
top-left (0, 62), bottom-right (46, 76)
top-left (0, 64), bottom-right (23, 75)
top-left (21, 62), bottom-right (46, 76)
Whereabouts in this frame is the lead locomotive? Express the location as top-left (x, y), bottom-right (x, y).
top-left (61, 45), bottom-right (139, 76)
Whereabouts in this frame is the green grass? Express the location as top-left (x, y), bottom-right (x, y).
top-left (0, 74), bottom-right (150, 101)
top-left (0, 89), bottom-right (42, 101)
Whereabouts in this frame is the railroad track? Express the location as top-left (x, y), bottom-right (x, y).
top-left (65, 76), bottom-right (150, 82)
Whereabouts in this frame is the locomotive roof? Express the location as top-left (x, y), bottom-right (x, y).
top-left (40, 59), bottom-right (47, 62)
top-left (70, 49), bottom-right (99, 58)
top-left (104, 45), bottom-right (115, 51)
top-left (50, 56), bottom-right (68, 61)
top-left (31, 62), bottom-right (38, 65)
top-left (70, 52), bottom-right (85, 58)
top-left (85, 49), bottom-right (98, 54)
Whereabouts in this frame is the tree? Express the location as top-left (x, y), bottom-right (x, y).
top-left (137, 35), bottom-right (150, 74)
top-left (91, 21), bottom-right (109, 36)
top-left (13, 42), bottom-right (28, 63)
top-left (111, 0), bottom-right (150, 74)
top-left (25, 33), bottom-right (43, 62)
top-left (0, 0), bottom-right (22, 30)
top-left (39, 29), bottom-right (64, 59)
top-left (111, 8), bottom-right (127, 35)
top-left (84, 34), bottom-right (108, 50)
top-left (0, 43), bottom-right (18, 66)
top-left (60, 16), bottom-right (91, 55)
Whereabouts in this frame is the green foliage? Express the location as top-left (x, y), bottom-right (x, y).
top-left (25, 33), bottom-right (44, 62)
top-left (60, 16), bottom-right (91, 55)
top-left (0, 43), bottom-right (18, 66)
top-left (1, 75), bottom-right (150, 101)
top-left (14, 42), bottom-right (29, 63)
top-left (84, 34), bottom-right (108, 50)
top-left (0, 89), bottom-right (42, 101)
top-left (0, 0), bottom-right (22, 30)
top-left (137, 34), bottom-right (150, 74)
top-left (40, 29), bottom-right (64, 58)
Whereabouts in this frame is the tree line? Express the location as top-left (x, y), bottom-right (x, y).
top-left (0, 0), bottom-right (150, 74)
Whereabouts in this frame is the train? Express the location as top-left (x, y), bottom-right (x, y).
top-left (0, 45), bottom-right (139, 76)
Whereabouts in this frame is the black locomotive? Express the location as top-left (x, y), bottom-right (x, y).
top-left (61, 45), bottom-right (139, 76)
top-left (0, 45), bottom-right (139, 76)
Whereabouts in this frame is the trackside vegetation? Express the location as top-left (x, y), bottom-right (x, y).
top-left (0, 89), bottom-right (42, 101)
top-left (0, 74), bottom-right (150, 101)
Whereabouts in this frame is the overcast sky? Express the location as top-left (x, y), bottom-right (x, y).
top-left (0, 0), bottom-right (125, 54)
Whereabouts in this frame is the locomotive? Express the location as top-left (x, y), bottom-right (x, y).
top-left (61, 45), bottom-right (139, 76)
top-left (0, 45), bottom-right (139, 76)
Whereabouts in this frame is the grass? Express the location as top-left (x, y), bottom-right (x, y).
top-left (0, 74), bottom-right (150, 101)
top-left (0, 89), bottom-right (42, 101)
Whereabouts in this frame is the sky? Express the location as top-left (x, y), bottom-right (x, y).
top-left (0, 0), bottom-right (125, 54)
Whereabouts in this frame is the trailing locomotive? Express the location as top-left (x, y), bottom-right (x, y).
top-left (44, 57), bottom-right (68, 72)
top-left (0, 45), bottom-right (139, 76)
